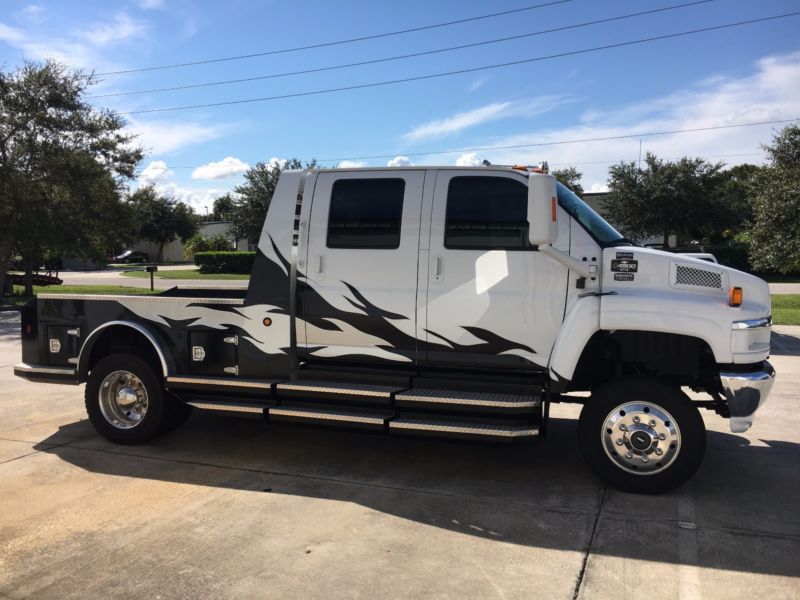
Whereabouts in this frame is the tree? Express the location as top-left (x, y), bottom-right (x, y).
top-left (0, 61), bottom-right (142, 297)
top-left (131, 186), bottom-right (199, 262)
top-left (230, 158), bottom-right (317, 244)
top-left (0, 61), bottom-right (142, 298)
top-left (211, 193), bottom-right (235, 221)
top-left (551, 166), bottom-right (584, 197)
top-left (747, 124), bottom-right (800, 273)
top-left (602, 154), bottom-right (731, 247)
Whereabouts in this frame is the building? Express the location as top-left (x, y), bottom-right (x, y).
top-left (131, 221), bottom-right (249, 263)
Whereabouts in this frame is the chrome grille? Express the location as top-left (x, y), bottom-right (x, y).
top-left (675, 265), bottom-right (722, 289)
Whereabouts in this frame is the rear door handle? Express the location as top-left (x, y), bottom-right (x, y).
top-left (433, 256), bottom-right (443, 283)
top-left (317, 254), bottom-right (326, 280)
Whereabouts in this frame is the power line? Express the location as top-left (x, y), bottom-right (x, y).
top-left (133, 119), bottom-right (792, 173)
top-left (90, 1), bottom-right (711, 99)
top-left (122, 12), bottom-right (800, 116)
top-left (318, 119), bottom-right (795, 162)
top-left (97, 0), bottom-right (572, 76)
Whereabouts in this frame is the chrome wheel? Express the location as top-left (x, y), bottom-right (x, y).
top-left (98, 370), bottom-right (149, 429)
top-left (601, 401), bottom-right (681, 475)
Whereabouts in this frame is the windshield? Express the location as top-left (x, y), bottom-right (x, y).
top-left (555, 182), bottom-right (628, 247)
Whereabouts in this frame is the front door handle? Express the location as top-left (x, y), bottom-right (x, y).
top-left (433, 256), bottom-right (444, 283)
top-left (317, 254), bottom-right (326, 279)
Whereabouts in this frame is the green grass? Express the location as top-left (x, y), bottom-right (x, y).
top-left (772, 294), bottom-right (800, 326)
top-left (13, 284), bottom-right (155, 297)
top-left (120, 269), bottom-right (249, 280)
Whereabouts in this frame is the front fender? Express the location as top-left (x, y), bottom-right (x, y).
top-left (548, 295), bottom-right (600, 383)
top-left (599, 289), bottom-right (731, 363)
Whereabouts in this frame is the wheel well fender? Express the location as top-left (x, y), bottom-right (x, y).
top-left (548, 296), bottom-right (600, 385)
top-left (78, 321), bottom-right (172, 382)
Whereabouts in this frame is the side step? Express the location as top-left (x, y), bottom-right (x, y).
top-left (275, 380), bottom-right (404, 405)
top-left (389, 418), bottom-right (539, 442)
top-left (395, 388), bottom-right (539, 414)
top-left (186, 400), bottom-right (269, 416)
top-left (268, 404), bottom-right (390, 430)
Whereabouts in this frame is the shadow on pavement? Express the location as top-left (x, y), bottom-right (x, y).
top-left (34, 413), bottom-right (800, 578)
top-left (0, 310), bottom-right (20, 344)
top-left (771, 331), bottom-right (800, 356)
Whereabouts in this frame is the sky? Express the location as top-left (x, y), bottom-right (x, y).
top-left (1, 0), bottom-right (799, 213)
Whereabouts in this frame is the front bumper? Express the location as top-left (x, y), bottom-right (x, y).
top-left (719, 360), bottom-right (775, 433)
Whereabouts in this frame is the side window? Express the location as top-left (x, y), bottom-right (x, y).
top-left (445, 176), bottom-right (530, 250)
top-left (326, 178), bottom-right (405, 249)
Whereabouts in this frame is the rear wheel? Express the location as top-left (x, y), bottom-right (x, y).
top-left (85, 354), bottom-right (166, 444)
top-left (578, 377), bottom-right (706, 494)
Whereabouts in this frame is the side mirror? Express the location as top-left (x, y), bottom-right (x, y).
top-left (528, 174), bottom-right (558, 246)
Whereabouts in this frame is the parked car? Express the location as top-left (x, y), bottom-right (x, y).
top-left (14, 164), bottom-right (775, 494)
top-left (113, 250), bottom-right (150, 264)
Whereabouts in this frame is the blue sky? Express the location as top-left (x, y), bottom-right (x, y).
top-left (1, 0), bottom-right (799, 212)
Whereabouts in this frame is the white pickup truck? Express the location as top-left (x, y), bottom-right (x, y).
top-left (14, 164), bottom-right (775, 494)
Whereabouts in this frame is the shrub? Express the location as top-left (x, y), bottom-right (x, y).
top-left (184, 233), bottom-right (233, 259)
top-left (194, 251), bottom-right (255, 274)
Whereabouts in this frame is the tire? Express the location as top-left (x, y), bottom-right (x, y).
top-left (85, 354), bottom-right (166, 444)
top-left (578, 376), bottom-right (706, 494)
top-left (160, 392), bottom-right (193, 433)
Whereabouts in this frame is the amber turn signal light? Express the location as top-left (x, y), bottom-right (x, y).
top-left (729, 287), bottom-right (743, 307)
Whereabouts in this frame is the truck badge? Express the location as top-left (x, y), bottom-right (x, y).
top-left (611, 259), bottom-right (638, 273)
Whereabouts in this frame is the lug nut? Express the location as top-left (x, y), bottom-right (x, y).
top-left (641, 455), bottom-right (649, 463)
top-left (655, 448), bottom-right (663, 456)
top-left (633, 416), bottom-right (640, 423)
top-left (658, 433), bottom-right (666, 440)
top-left (615, 439), bottom-right (623, 446)
top-left (625, 452), bottom-right (633, 459)
top-left (649, 419), bottom-right (657, 427)
top-left (619, 424), bottom-right (627, 431)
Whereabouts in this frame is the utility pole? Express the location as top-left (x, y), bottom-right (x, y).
top-left (638, 139), bottom-right (643, 171)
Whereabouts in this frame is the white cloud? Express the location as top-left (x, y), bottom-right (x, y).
top-left (0, 12), bottom-right (145, 71)
top-left (138, 0), bottom-right (164, 9)
top-left (589, 183), bottom-right (609, 193)
top-left (126, 118), bottom-right (223, 155)
top-left (468, 77), bottom-right (487, 92)
top-left (336, 160), bottom-right (366, 168)
top-left (433, 52), bottom-right (800, 189)
top-left (139, 160), bottom-right (172, 184)
top-left (18, 5), bottom-right (45, 22)
top-left (192, 156), bottom-right (250, 180)
top-left (387, 156), bottom-right (413, 167)
top-left (154, 182), bottom-right (229, 214)
top-left (77, 12), bottom-right (147, 47)
top-left (455, 152), bottom-right (482, 167)
top-left (404, 97), bottom-right (564, 143)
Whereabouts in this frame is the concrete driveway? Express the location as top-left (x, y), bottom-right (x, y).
top-left (0, 311), bottom-right (798, 599)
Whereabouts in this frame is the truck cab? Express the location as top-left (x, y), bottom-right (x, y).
top-left (15, 164), bottom-right (775, 494)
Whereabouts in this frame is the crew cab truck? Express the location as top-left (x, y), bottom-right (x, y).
top-left (14, 165), bottom-right (776, 494)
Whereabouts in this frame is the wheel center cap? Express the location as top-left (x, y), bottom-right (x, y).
top-left (116, 387), bottom-right (138, 409)
top-left (630, 429), bottom-right (653, 451)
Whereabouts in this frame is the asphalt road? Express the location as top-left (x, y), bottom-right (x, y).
top-left (53, 269), bottom-right (800, 293)
top-left (0, 311), bottom-right (798, 599)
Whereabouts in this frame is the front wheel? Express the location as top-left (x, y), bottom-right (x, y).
top-left (578, 377), bottom-right (706, 494)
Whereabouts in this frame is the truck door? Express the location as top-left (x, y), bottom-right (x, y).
top-left (422, 170), bottom-right (568, 371)
top-left (299, 170), bottom-right (426, 365)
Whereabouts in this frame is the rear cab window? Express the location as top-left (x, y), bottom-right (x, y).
top-left (326, 178), bottom-right (405, 249)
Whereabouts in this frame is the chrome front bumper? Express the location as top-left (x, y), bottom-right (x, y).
top-left (719, 360), bottom-right (776, 433)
